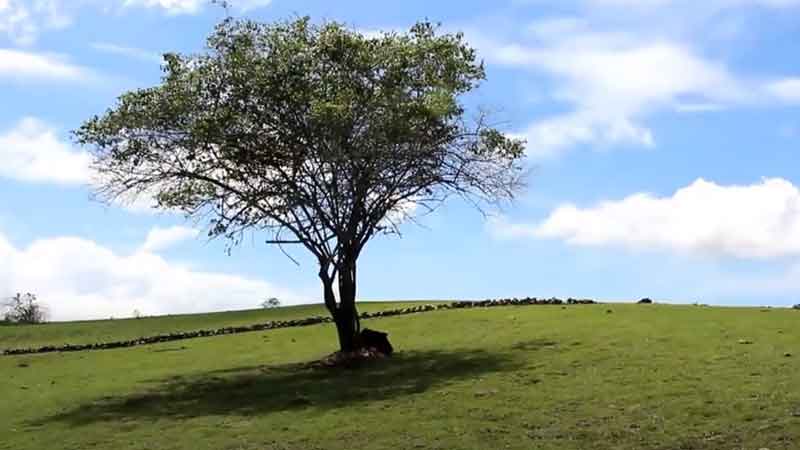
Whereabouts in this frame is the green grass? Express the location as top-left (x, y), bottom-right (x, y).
top-left (0, 301), bottom-right (431, 349)
top-left (2, 303), bottom-right (800, 450)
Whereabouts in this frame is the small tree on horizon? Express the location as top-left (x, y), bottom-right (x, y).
top-left (75, 17), bottom-right (526, 352)
top-left (2, 293), bottom-right (48, 324)
top-left (262, 297), bottom-right (281, 309)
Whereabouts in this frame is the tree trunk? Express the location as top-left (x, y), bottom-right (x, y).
top-left (319, 259), bottom-right (360, 353)
top-left (335, 257), bottom-right (360, 352)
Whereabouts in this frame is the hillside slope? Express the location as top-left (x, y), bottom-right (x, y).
top-left (2, 303), bottom-right (799, 450)
top-left (0, 301), bottom-right (433, 349)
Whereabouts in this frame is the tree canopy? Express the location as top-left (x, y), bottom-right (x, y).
top-left (76, 17), bottom-right (526, 351)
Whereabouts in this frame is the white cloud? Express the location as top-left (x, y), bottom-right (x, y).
top-left (0, 117), bottom-right (92, 185)
top-left (0, 229), bottom-right (308, 321)
top-left (122, 0), bottom-right (271, 15)
top-left (232, 0), bottom-right (272, 12)
top-left (0, 0), bottom-right (70, 45)
top-left (765, 78), bottom-right (800, 103)
top-left (475, 26), bottom-right (747, 157)
top-left (512, 112), bottom-right (655, 159)
top-left (1, 0), bottom-right (272, 43)
top-left (122, 0), bottom-right (204, 15)
top-left (90, 42), bottom-right (162, 63)
top-left (469, 0), bottom-right (800, 158)
top-left (493, 178), bottom-right (800, 260)
top-left (0, 48), bottom-right (96, 82)
top-left (140, 225), bottom-right (199, 252)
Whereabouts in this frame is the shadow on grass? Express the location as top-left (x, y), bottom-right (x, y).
top-left (39, 349), bottom-right (521, 425)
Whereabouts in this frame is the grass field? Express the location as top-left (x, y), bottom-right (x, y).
top-left (0, 301), bottom-right (429, 349)
top-left (2, 302), bottom-right (800, 450)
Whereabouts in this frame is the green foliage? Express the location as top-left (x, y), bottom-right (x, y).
top-left (75, 17), bottom-right (526, 350)
top-left (75, 15), bottom-right (525, 268)
top-left (2, 304), bottom-right (800, 450)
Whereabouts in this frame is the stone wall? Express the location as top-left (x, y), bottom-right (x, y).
top-left (1, 297), bottom-right (596, 356)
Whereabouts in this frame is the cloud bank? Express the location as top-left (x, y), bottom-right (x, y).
top-left (0, 227), bottom-right (308, 321)
top-left (0, 117), bottom-right (92, 185)
top-left (492, 178), bottom-right (800, 259)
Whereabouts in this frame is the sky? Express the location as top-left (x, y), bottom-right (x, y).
top-left (3, 0), bottom-right (800, 320)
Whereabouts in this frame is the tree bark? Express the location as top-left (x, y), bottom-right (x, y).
top-left (319, 259), bottom-right (360, 352)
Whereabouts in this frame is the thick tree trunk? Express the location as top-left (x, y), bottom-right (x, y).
top-left (335, 257), bottom-right (360, 352)
top-left (333, 306), bottom-right (359, 352)
top-left (319, 259), bottom-right (360, 353)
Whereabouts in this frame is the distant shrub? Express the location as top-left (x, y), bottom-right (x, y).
top-left (262, 297), bottom-right (281, 309)
top-left (2, 293), bottom-right (48, 324)
top-left (793, 304), bottom-right (800, 310)
top-left (133, 309), bottom-right (143, 319)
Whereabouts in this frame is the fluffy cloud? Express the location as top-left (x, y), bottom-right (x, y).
top-left (0, 48), bottom-right (97, 82)
top-left (474, 22), bottom-right (748, 158)
top-left (140, 225), bottom-right (199, 252)
top-left (1, 0), bottom-right (273, 43)
top-left (122, 0), bottom-right (272, 14)
top-left (0, 228), bottom-right (308, 321)
top-left (0, 117), bottom-right (92, 184)
top-left (121, 0), bottom-right (205, 15)
top-left (493, 178), bottom-right (800, 259)
top-left (0, 117), bottom-right (182, 214)
top-left (0, 0), bottom-right (70, 45)
top-left (468, 0), bottom-right (800, 158)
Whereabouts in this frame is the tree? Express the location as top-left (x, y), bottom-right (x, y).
top-left (2, 293), bottom-right (48, 324)
top-left (75, 17), bottom-right (526, 352)
top-left (262, 297), bottom-right (281, 309)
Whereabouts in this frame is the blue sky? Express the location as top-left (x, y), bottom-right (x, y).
top-left (3, 0), bottom-right (800, 320)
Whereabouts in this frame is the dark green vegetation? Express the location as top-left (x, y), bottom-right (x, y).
top-left (3, 303), bottom-right (799, 450)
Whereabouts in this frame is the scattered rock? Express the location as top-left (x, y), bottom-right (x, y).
top-left (606, 309), bottom-right (613, 314)
top-left (17, 362), bottom-right (29, 368)
top-left (784, 352), bottom-right (792, 357)
top-left (739, 339), bottom-right (754, 345)
top-left (474, 389), bottom-right (499, 397)
top-left (638, 298), bottom-right (653, 304)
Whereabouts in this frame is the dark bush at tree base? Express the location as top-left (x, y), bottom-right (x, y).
top-left (358, 329), bottom-right (393, 356)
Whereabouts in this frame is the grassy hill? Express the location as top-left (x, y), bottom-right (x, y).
top-left (0, 301), bottom-right (431, 349)
top-left (2, 302), bottom-right (799, 450)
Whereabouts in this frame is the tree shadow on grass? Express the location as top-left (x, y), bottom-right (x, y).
top-left (38, 349), bottom-right (522, 426)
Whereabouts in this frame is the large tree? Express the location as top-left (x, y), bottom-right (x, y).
top-left (76, 17), bottom-right (526, 352)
